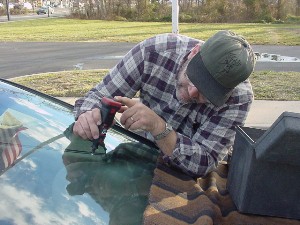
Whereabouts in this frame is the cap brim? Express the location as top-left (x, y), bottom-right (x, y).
top-left (187, 54), bottom-right (233, 107)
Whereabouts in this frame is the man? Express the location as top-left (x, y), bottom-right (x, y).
top-left (73, 30), bottom-right (256, 178)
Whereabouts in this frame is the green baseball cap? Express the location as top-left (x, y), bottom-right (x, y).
top-left (187, 30), bottom-right (256, 107)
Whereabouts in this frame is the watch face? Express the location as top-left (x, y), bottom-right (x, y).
top-left (166, 123), bottom-right (173, 130)
top-left (154, 123), bottom-right (173, 140)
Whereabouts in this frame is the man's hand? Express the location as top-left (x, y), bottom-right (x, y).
top-left (73, 108), bottom-right (101, 140)
top-left (114, 96), bottom-right (166, 136)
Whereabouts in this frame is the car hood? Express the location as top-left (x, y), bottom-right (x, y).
top-left (0, 79), bottom-right (159, 225)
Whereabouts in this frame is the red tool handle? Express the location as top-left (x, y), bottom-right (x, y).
top-left (91, 97), bottom-right (122, 153)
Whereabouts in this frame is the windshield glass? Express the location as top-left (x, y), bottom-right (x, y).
top-left (0, 81), bottom-right (159, 225)
top-left (0, 82), bottom-right (74, 170)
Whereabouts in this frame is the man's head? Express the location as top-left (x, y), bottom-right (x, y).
top-left (186, 30), bottom-right (256, 107)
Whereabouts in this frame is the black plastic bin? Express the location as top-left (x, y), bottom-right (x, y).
top-left (227, 112), bottom-right (300, 220)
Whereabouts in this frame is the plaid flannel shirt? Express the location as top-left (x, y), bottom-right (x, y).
top-left (74, 33), bottom-right (253, 177)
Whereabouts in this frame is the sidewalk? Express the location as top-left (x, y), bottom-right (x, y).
top-left (245, 100), bottom-right (300, 128)
top-left (58, 97), bottom-right (300, 128)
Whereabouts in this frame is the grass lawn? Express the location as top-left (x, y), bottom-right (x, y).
top-left (11, 70), bottom-right (300, 101)
top-left (0, 18), bottom-right (299, 45)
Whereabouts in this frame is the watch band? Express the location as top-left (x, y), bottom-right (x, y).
top-left (154, 123), bottom-right (173, 141)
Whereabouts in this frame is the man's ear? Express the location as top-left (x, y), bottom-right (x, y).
top-left (188, 44), bottom-right (200, 59)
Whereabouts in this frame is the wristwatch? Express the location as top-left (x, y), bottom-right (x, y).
top-left (153, 123), bottom-right (173, 141)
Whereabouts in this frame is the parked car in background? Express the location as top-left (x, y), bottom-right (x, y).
top-left (0, 78), bottom-right (159, 225)
top-left (36, 5), bottom-right (54, 14)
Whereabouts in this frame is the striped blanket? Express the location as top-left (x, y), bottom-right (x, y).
top-left (144, 157), bottom-right (300, 225)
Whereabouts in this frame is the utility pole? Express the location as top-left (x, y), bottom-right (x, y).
top-left (5, 0), bottom-right (10, 21)
top-left (172, 0), bottom-right (179, 34)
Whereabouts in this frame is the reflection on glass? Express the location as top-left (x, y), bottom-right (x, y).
top-left (0, 81), bottom-right (160, 224)
top-left (0, 84), bottom-right (73, 173)
top-left (63, 133), bottom-right (159, 225)
top-left (0, 110), bottom-right (27, 171)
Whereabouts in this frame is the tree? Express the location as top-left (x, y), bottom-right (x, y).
top-left (276, 0), bottom-right (284, 19)
top-left (243, 0), bottom-right (259, 21)
top-left (69, 0), bottom-right (299, 22)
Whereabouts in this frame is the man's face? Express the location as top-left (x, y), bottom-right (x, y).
top-left (176, 60), bottom-right (208, 104)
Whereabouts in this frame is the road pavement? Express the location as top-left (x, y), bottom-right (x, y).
top-left (0, 42), bottom-right (134, 79)
top-left (1, 42), bottom-right (299, 79)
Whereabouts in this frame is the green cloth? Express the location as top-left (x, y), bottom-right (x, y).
top-left (62, 128), bottom-right (159, 225)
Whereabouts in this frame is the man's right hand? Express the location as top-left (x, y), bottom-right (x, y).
top-left (73, 108), bottom-right (101, 140)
